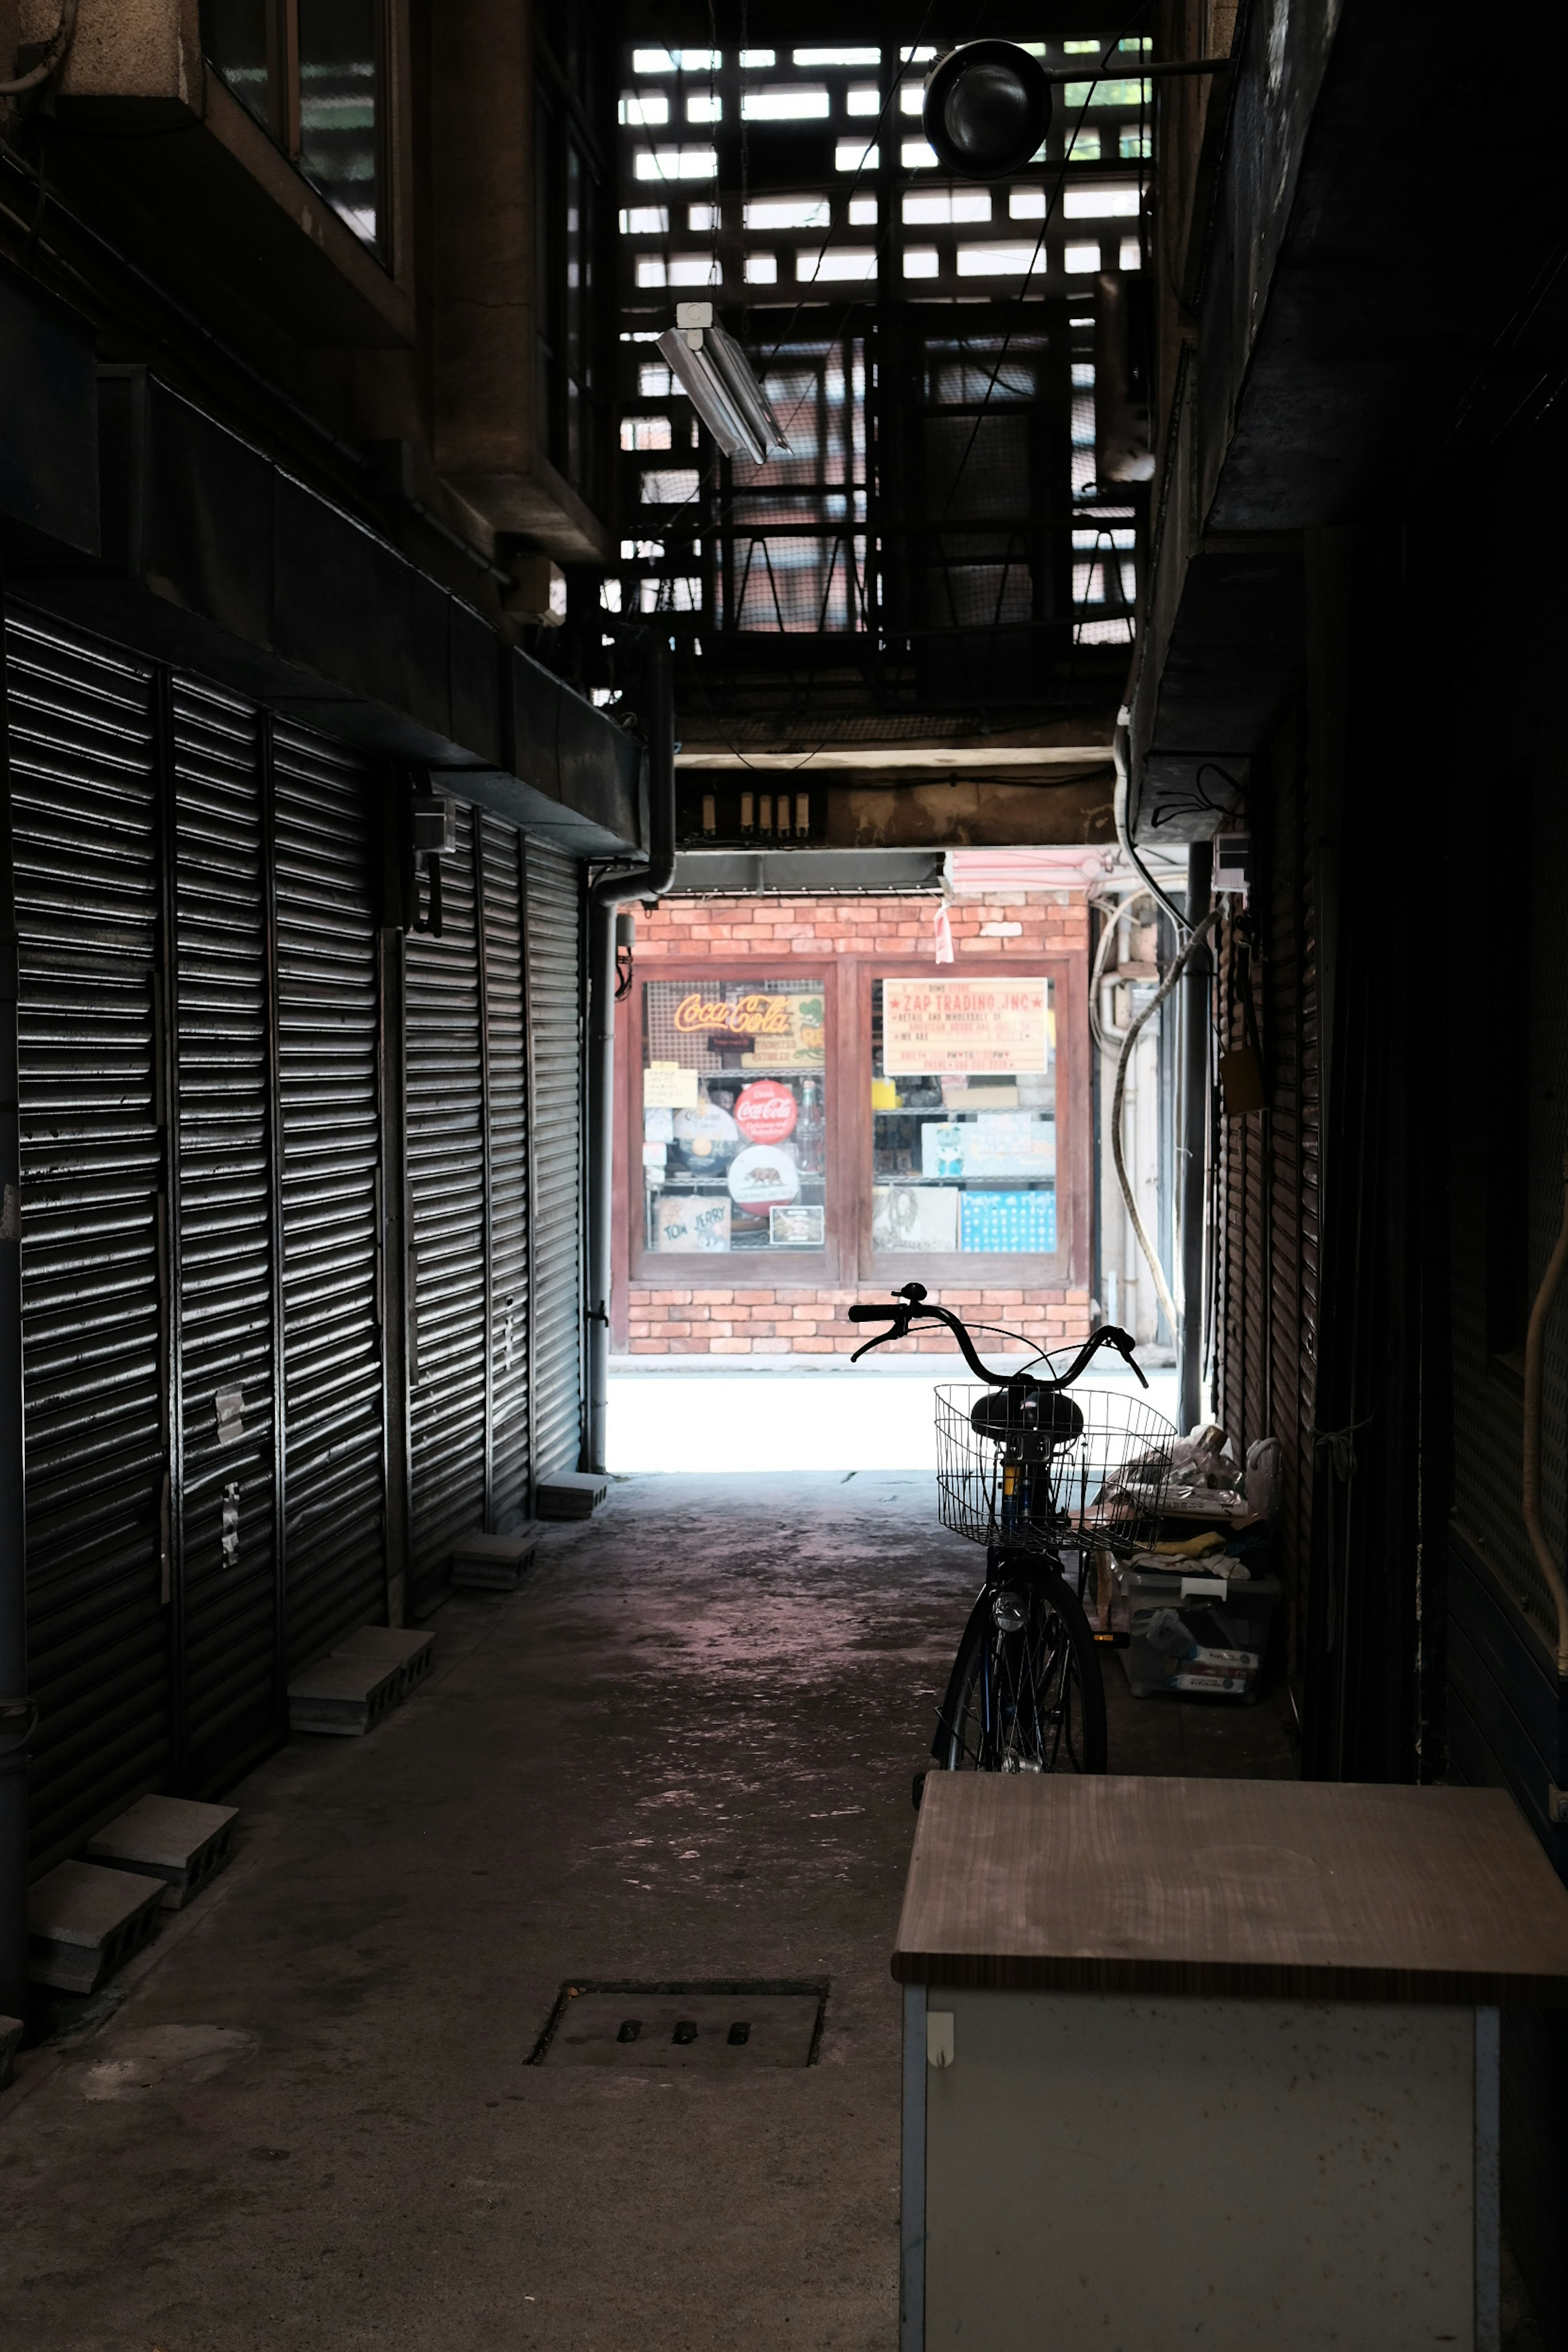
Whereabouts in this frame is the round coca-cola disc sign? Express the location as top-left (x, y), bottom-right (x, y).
top-left (733, 1079), bottom-right (798, 1146)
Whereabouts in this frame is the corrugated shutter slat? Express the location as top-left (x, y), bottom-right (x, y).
top-left (526, 844), bottom-right (584, 1480)
top-left (10, 617), bottom-right (169, 1865)
top-left (405, 804), bottom-right (487, 1606)
top-left (272, 722), bottom-right (388, 1667)
top-left (171, 679), bottom-right (281, 1790)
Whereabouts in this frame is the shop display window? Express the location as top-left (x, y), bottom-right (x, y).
top-left (641, 977), bottom-right (828, 1254)
top-left (869, 974), bottom-right (1057, 1256)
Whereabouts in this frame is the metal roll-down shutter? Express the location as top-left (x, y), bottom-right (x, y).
top-left (272, 722), bottom-right (388, 1668)
top-left (9, 617), bottom-right (168, 1866)
top-left (524, 843), bottom-right (584, 1481)
top-left (404, 802), bottom-right (487, 1610)
top-left (481, 818), bottom-right (530, 1527)
top-left (169, 678), bottom-right (282, 1791)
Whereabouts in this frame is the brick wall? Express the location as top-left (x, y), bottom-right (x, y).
top-left (631, 889), bottom-right (1088, 967)
top-left (620, 886), bottom-right (1092, 1357)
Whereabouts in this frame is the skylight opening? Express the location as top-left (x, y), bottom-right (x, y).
top-left (619, 94), bottom-right (669, 126)
top-left (795, 46), bottom-right (881, 65)
top-left (743, 87), bottom-right (831, 120)
top-left (901, 139), bottom-right (937, 169)
top-left (956, 243), bottom-right (1046, 277)
top-left (633, 47), bottom-right (721, 71)
top-left (837, 140), bottom-right (879, 171)
top-left (635, 148), bottom-right (719, 181)
top-left (904, 189), bottom-right (991, 225)
top-left (797, 247), bottom-right (878, 281)
top-left (744, 196), bottom-right (829, 229)
top-left (1064, 187), bottom-right (1140, 218)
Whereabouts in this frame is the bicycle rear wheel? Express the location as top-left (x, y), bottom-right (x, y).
top-left (939, 1568), bottom-right (1107, 1773)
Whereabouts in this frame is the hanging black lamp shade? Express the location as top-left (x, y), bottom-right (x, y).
top-left (922, 40), bottom-right (1053, 180)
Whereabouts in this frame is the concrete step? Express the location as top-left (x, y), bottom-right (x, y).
top-left (537, 1470), bottom-right (608, 1520)
top-left (329, 1624), bottom-right (435, 1701)
top-left (86, 1795), bottom-right (239, 1910)
top-left (0, 2013), bottom-right (22, 2087)
top-left (450, 1526), bottom-right (539, 1589)
top-left (287, 1653), bottom-right (403, 1737)
top-left (28, 1860), bottom-right (167, 1993)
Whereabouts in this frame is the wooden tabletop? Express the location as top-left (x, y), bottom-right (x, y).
top-left (892, 1775), bottom-right (1568, 2004)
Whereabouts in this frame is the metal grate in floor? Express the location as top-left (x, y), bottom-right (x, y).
top-left (533, 1980), bottom-right (826, 2069)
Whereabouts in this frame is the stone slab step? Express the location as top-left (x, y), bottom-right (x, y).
top-left (450, 1526), bottom-right (540, 1589)
top-left (287, 1652), bottom-right (403, 1737)
top-left (86, 1795), bottom-right (239, 1910)
top-left (537, 1470), bottom-right (608, 1520)
top-left (329, 1624), bottom-right (435, 1701)
top-left (28, 1860), bottom-right (166, 1993)
top-left (0, 2013), bottom-right (22, 2088)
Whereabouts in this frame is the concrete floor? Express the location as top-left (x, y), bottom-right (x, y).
top-left (0, 1473), bottom-right (1294, 2351)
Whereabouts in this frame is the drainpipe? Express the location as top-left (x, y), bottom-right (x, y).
top-left (584, 635), bottom-right (676, 1474)
top-left (1178, 840), bottom-right (1213, 1434)
top-left (1522, 1156), bottom-right (1568, 1679)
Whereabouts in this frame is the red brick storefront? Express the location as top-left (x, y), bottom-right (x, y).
top-left (611, 881), bottom-right (1094, 1357)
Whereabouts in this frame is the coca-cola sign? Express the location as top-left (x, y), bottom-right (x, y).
top-left (733, 1079), bottom-right (798, 1146)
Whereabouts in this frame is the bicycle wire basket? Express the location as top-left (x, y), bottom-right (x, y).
top-left (935, 1383), bottom-right (1180, 1557)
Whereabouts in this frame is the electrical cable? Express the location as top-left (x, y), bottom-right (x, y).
top-left (1112, 704), bottom-right (1192, 936)
top-left (0, 0), bottom-right (77, 94)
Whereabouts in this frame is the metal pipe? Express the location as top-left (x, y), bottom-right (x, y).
top-left (1522, 1154), bottom-right (1568, 1678)
top-left (1110, 909), bottom-right (1221, 1350)
top-left (1178, 841), bottom-right (1213, 1433)
top-left (584, 639), bottom-right (676, 1473)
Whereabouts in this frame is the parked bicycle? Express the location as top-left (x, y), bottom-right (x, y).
top-left (847, 1284), bottom-right (1177, 1775)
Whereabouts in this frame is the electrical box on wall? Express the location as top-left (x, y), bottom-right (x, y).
top-left (411, 794), bottom-right (457, 856)
top-left (1212, 833), bottom-right (1250, 899)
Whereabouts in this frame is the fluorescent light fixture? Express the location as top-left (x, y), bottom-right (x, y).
top-left (657, 305), bottom-right (791, 465)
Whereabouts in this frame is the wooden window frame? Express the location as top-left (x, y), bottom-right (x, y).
top-left (615, 945), bottom-right (1091, 1300)
top-left (620, 958), bottom-right (846, 1286)
top-left (853, 952), bottom-right (1089, 1290)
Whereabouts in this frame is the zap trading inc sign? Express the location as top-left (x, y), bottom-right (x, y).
top-left (733, 1079), bottom-right (797, 1146)
top-left (882, 978), bottom-right (1051, 1075)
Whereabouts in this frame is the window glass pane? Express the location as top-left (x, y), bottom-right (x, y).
top-left (643, 979), bottom-right (827, 1254)
top-left (871, 977), bottom-right (1056, 1255)
top-left (203, 0), bottom-right (272, 129)
top-left (297, 0), bottom-right (380, 251)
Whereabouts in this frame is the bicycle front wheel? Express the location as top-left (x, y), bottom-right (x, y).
top-left (940, 1568), bottom-right (1107, 1774)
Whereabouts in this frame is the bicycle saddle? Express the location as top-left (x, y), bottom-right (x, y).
top-left (969, 1381), bottom-right (1084, 1448)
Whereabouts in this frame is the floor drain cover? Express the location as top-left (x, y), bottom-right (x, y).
top-left (535, 1981), bottom-right (825, 2069)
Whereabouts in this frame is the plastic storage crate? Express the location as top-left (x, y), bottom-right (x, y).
top-left (1111, 1562), bottom-right (1281, 1699)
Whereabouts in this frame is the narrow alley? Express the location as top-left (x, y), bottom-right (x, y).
top-left (1, 1475), bottom-right (1286, 2346)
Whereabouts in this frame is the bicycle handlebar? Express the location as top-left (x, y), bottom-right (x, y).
top-left (847, 1286), bottom-right (1147, 1390)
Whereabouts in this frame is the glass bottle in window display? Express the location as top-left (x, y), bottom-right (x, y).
top-left (869, 975), bottom-right (1056, 1255)
top-left (642, 980), bottom-right (827, 1254)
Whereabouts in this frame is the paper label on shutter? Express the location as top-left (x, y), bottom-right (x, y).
top-left (214, 1388), bottom-right (245, 1446)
